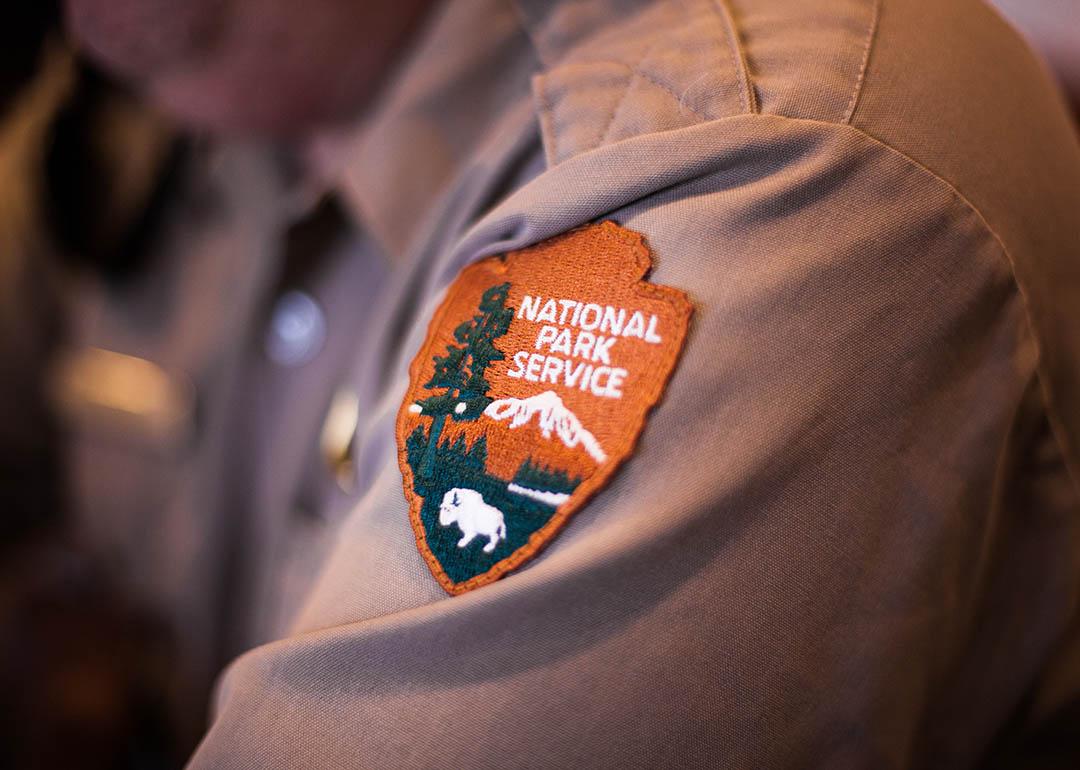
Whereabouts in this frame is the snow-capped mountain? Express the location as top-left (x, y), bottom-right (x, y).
top-left (483, 390), bottom-right (607, 464)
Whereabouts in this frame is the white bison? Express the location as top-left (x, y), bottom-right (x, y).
top-left (438, 488), bottom-right (507, 553)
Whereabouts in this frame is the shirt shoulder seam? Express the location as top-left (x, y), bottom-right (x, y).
top-left (825, 116), bottom-right (1080, 505)
top-left (712, 0), bottom-right (758, 115)
top-left (843, 0), bottom-right (882, 124)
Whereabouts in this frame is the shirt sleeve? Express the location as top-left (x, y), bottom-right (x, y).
top-left (188, 116), bottom-right (1080, 769)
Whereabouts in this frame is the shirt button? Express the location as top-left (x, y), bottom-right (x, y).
top-left (320, 387), bottom-right (359, 492)
top-left (265, 290), bottom-right (326, 366)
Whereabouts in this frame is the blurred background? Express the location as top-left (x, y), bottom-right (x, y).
top-left (0, 1), bottom-right (1076, 768)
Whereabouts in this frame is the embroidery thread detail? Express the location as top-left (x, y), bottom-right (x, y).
top-left (397, 222), bottom-right (693, 594)
top-left (485, 391), bottom-right (607, 463)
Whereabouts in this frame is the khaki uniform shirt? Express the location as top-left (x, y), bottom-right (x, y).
top-left (62, 0), bottom-right (1080, 766)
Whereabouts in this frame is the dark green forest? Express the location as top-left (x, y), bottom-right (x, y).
top-left (406, 426), bottom-right (561, 583)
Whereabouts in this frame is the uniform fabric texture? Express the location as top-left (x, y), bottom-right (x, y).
top-left (186, 0), bottom-right (1080, 767)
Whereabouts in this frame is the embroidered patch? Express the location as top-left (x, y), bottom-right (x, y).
top-left (396, 221), bottom-right (692, 594)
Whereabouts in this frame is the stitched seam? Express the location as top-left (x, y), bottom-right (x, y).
top-left (506, 107), bottom-right (1080, 510)
top-left (597, 38), bottom-right (661, 147)
top-left (711, 0), bottom-right (757, 114)
top-left (543, 60), bottom-right (716, 122)
top-left (634, 70), bottom-right (713, 120)
top-left (843, 0), bottom-right (881, 124)
top-left (830, 117), bottom-right (1080, 504)
top-left (532, 75), bottom-right (560, 167)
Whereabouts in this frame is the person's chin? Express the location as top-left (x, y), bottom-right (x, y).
top-left (64, 0), bottom-right (226, 80)
top-left (147, 67), bottom-right (363, 137)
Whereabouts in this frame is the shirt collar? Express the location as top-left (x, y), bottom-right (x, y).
top-left (306, 0), bottom-right (541, 265)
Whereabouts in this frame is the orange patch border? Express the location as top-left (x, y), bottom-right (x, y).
top-left (395, 221), bottom-right (693, 595)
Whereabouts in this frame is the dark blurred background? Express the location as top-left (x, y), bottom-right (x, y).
top-left (0, 0), bottom-right (434, 765)
top-left (1, 4), bottom-right (191, 768)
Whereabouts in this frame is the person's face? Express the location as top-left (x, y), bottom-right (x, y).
top-left (64, 0), bottom-right (438, 135)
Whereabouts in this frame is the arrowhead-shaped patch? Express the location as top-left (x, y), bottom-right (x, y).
top-left (396, 221), bottom-right (693, 594)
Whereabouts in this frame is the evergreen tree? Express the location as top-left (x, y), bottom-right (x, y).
top-left (415, 283), bottom-right (513, 478)
top-left (406, 425), bottom-right (427, 471)
top-left (467, 435), bottom-right (488, 470)
top-left (512, 458), bottom-right (581, 495)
